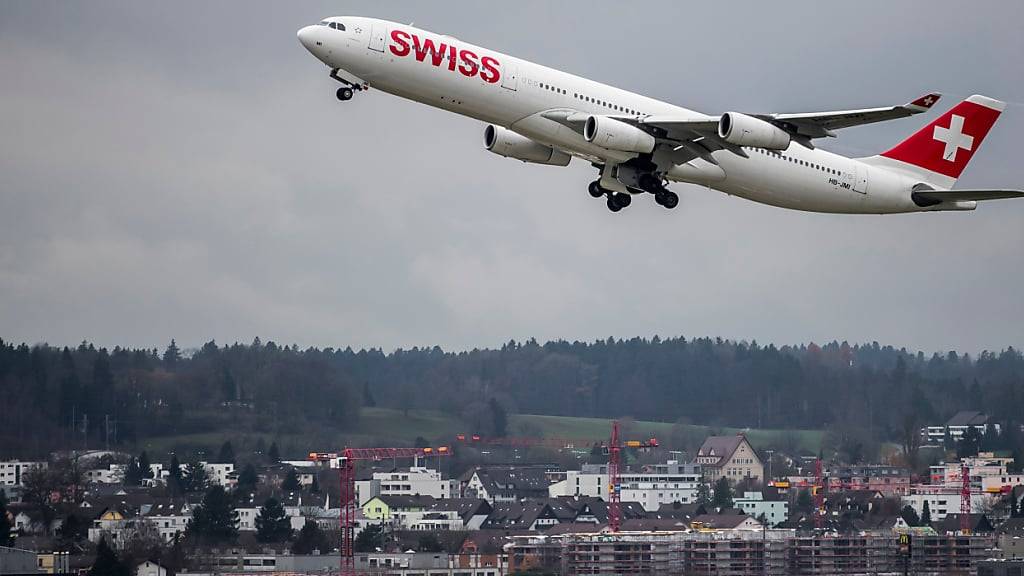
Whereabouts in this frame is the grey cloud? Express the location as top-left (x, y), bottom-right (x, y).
top-left (0, 0), bottom-right (1022, 353)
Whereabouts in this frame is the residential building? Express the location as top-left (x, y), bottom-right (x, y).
top-left (828, 464), bottom-right (912, 496)
top-left (549, 461), bottom-right (702, 511)
top-left (930, 453), bottom-right (1016, 488)
top-left (201, 462), bottom-right (235, 488)
top-left (463, 466), bottom-right (553, 503)
top-left (734, 491), bottom-right (790, 526)
top-left (84, 465), bottom-right (125, 484)
top-left (355, 466), bottom-right (456, 505)
top-left (362, 494), bottom-right (436, 524)
top-left (691, 513), bottom-right (763, 531)
top-left (904, 486), bottom-right (993, 521)
top-left (142, 501), bottom-right (193, 543)
top-left (0, 461), bottom-right (46, 487)
top-left (429, 499), bottom-right (493, 531)
top-left (922, 411), bottom-right (1000, 445)
top-left (135, 561), bottom-right (167, 576)
top-left (695, 435), bottom-right (764, 484)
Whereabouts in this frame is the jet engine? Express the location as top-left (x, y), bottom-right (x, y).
top-left (718, 112), bottom-right (791, 150)
top-left (484, 125), bottom-right (571, 166)
top-left (583, 116), bottom-right (656, 154)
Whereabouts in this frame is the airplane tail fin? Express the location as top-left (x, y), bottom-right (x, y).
top-left (872, 95), bottom-right (1005, 188)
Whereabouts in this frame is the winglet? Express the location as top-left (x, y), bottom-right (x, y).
top-left (905, 92), bottom-right (942, 112)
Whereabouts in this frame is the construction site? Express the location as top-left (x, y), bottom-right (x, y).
top-left (508, 529), bottom-right (996, 576)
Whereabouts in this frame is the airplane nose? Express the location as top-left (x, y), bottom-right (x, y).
top-left (297, 25), bottom-right (315, 51)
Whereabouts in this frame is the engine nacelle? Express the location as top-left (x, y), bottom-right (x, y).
top-left (583, 116), bottom-right (656, 154)
top-left (718, 112), bottom-right (791, 150)
top-left (484, 125), bottom-right (571, 166)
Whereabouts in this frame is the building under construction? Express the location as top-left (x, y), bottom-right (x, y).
top-left (510, 529), bottom-right (995, 576)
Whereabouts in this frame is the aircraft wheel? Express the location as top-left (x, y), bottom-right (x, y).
top-left (337, 87), bottom-right (354, 101)
top-left (661, 191), bottom-right (680, 209)
top-left (588, 180), bottom-right (605, 198)
top-left (606, 196), bottom-right (622, 212)
top-left (613, 193), bottom-right (632, 208)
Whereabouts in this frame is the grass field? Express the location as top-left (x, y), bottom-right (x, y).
top-left (136, 407), bottom-right (823, 460)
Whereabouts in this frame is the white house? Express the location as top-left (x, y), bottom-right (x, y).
top-left (84, 465), bottom-right (126, 484)
top-left (734, 491), bottom-right (789, 527)
top-left (135, 561), bottom-right (167, 576)
top-left (143, 502), bottom-right (194, 543)
top-left (549, 461), bottom-right (702, 511)
top-left (903, 488), bottom-right (993, 521)
top-left (0, 461), bottom-right (46, 487)
top-left (356, 467), bottom-right (456, 505)
top-left (201, 462), bottom-right (236, 488)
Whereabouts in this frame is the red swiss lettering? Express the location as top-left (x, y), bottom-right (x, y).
top-left (412, 35), bottom-right (446, 67)
top-left (458, 49), bottom-right (479, 77)
top-left (480, 56), bottom-right (501, 84)
top-left (389, 30), bottom-right (411, 57)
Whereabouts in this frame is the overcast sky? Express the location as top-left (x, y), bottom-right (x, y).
top-left (1, 1), bottom-right (1022, 355)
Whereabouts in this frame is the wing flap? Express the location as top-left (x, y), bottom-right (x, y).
top-left (915, 189), bottom-right (1024, 202)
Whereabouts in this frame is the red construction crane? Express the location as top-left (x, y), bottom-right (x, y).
top-left (961, 463), bottom-right (972, 534)
top-left (456, 422), bottom-right (658, 533)
top-left (308, 446), bottom-right (451, 576)
top-left (608, 420), bottom-right (622, 532)
top-left (813, 458), bottom-right (825, 530)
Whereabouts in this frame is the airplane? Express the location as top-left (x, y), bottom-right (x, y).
top-left (297, 17), bottom-right (1022, 214)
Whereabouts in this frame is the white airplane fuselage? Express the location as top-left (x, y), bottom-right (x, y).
top-left (297, 17), bottom-right (971, 215)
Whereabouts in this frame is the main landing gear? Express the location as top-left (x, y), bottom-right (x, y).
top-left (589, 181), bottom-right (632, 212)
top-left (639, 173), bottom-right (679, 209)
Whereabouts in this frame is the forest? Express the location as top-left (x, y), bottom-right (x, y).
top-left (1, 336), bottom-right (1022, 466)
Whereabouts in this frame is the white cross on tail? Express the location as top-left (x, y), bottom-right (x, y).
top-left (933, 114), bottom-right (974, 162)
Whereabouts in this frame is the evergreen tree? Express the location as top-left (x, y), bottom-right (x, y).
top-left (0, 490), bottom-right (13, 547)
top-left (138, 451), bottom-right (152, 479)
top-left (88, 538), bottom-right (129, 576)
top-left (163, 340), bottom-right (182, 368)
top-left (959, 427), bottom-right (982, 458)
top-left (183, 462), bottom-right (209, 493)
top-left (57, 512), bottom-right (87, 544)
top-left (901, 505), bottom-right (921, 527)
top-left (168, 455), bottom-right (183, 494)
top-left (282, 468), bottom-right (301, 491)
top-left (218, 441), bottom-right (236, 464)
top-left (268, 442), bottom-right (281, 463)
top-left (695, 482), bottom-right (711, 507)
top-left (354, 525), bottom-right (384, 553)
top-left (255, 497), bottom-right (292, 542)
top-left (921, 500), bottom-right (932, 525)
top-left (123, 457), bottom-right (143, 486)
top-left (237, 464), bottom-right (259, 494)
top-left (712, 477), bottom-right (733, 509)
top-left (186, 486), bottom-right (239, 545)
top-left (58, 348), bottom-right (82, 429)
top-left (291, 522), bottom-right (330, 554)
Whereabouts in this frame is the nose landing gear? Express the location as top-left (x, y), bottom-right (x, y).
top-left (336, 87), bottom-right (354, 101)
top-left (330, 68), bottom-right (364, 103)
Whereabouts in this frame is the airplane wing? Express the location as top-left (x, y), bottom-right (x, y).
top-left (913, 189), bottom-right (1024, 202)
top-left (758, 92), bottom-right (942, 138)
top-left (542, 92), bottom-right (942, 166)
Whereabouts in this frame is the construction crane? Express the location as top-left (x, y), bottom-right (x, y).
top-left (456, 422), bottom-right (659, 533)
top-left (308, 446), bottom-right (452, 576)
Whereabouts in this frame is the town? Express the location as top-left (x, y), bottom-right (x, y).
top-left (3, 411), bottom-right (1024, 576)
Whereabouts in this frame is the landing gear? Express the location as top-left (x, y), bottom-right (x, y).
top-left (589, 180), bottom-right (632, 212)
top-left (640, 172), bottom-right (679, 209)
top-left (606, 193), bottom-right (631, 212)
top-left (336, 87), bottom-right (354, 101)
top-left (655, 190), bottom-right (680, 209)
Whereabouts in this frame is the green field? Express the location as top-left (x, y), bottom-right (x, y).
top-left (137, 407), bottom-right (822, 460)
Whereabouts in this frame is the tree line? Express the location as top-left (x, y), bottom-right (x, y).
top-left (1, 337), bottom-right (1022, 465)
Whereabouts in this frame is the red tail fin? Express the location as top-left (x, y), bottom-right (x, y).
top-left (881, 95), bottom-right (1004, 182)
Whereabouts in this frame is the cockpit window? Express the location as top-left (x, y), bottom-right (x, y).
top-left (326, 22), bottom-right (346, 31)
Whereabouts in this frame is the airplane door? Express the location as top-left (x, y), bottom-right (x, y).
top-left (853, 164), bottom-right (869, 194)
top-left (369, 23), bottom-right (387, 52)
top-left (501, 65), bottom-right (518, 91)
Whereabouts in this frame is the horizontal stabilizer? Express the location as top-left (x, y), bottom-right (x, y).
top-left (914, 189), bottom-right (1024, 202)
